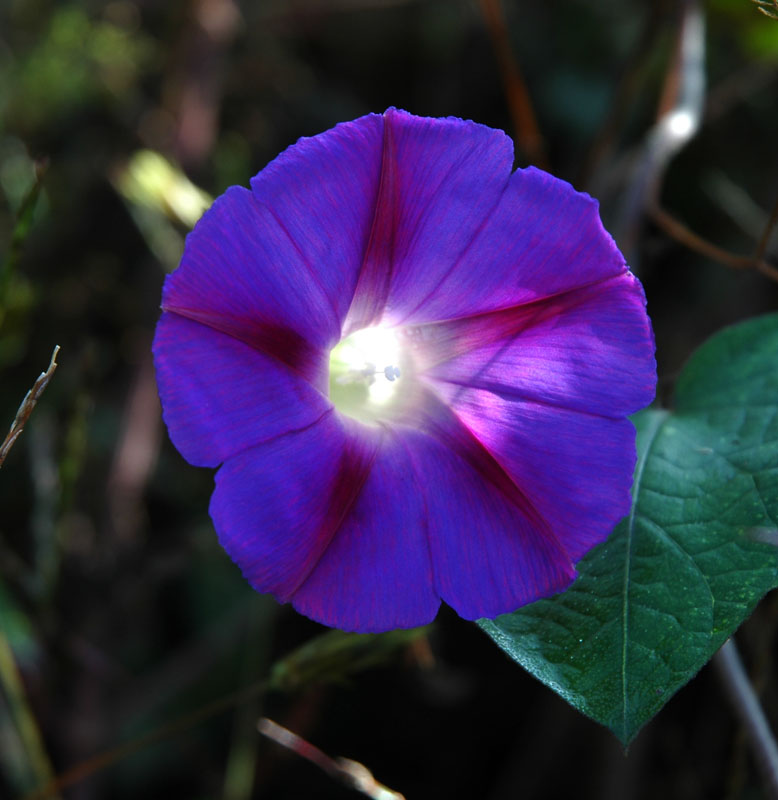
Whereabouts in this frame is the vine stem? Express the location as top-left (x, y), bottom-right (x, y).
top-left (714, 638), bottom-right (778, 798)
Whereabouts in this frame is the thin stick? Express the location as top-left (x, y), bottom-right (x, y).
top-left (258, 717), bottom-right (406, 800)
top-left (650, 205), bottom-right (778, 283)
top-left (478, 0), bottom-right (548, 169)
top-left (715, 638), bottom-right (778, 798)
top-left (0, 346), bottom-right (60, 469)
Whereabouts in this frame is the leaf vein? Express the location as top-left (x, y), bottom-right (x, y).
top-left (621, 410), bottom-right (669, 742)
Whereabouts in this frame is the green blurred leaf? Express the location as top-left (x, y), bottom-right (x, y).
top-left (269, 627), bottom-right (430, 692)
top-left (0, 159), bottom-right (46, 308)
top-left (112, 149), bottom-right (212, 270)
top-left (115, 150), bottom-right (212, 229)
top-left (6, 6), bottom-right (153, 129)
top-left (0, 583), bottom-right (36, 662)
top-left (0, 630), bottom-right (58, 796)
top-left (480, 313), bottom-right (778, 746)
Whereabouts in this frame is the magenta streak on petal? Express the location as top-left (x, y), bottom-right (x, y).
top-left (290, 426), bottom-right (440, 632)
top-left (343, 109), bottom-right (514, 335)
top-left (404, 273), bottom-right (621, 372)
top-left (210, 410), bottom-right (383, 606)
top-left (153, 312), bottom-right (333, 468)
top-left (405, 386), bottom-right (574, 571)
top-left (161, 303), bottom-right (326, 391)
top-left (394, 424), bottom-right (578, 619)
top-left (285, 419), bottom-right (384, 600)
top-left (411, 272), bottom-right (656, 422)
top-left (391, 166), bottom-right (628, 329)
top-left (343, 114), bottom-right (398, 334)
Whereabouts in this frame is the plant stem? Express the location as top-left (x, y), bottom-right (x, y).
top-left (715, 638), bottom-right (778, 798)
top-left (650, 205), bottom-right (778, 283)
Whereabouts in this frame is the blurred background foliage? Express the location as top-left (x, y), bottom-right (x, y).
top-left (1, 0), bottom-right (778, 798)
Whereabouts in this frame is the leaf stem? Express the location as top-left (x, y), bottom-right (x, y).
top-left (714, 638), bottom-right (778, 798)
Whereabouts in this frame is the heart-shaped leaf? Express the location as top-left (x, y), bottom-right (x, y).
top-left (479, 312), bottom-right (778, 745)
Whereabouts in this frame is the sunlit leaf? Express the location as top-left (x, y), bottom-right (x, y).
top-left (480, 313), bottom-right (778, 745)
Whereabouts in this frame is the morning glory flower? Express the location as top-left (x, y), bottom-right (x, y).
top-left (153, 108), bottom-right (656, 633)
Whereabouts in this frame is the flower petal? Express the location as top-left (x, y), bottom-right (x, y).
top-left (345, 108), bottom-right (514, 332)
top-left (250, 112), bottom-right (386, 336)
top-left (153, 312), bottom-right (330, 467)
top-left (416, 272), bottom-right (656, 419)
top-left (153, 108), bottom-right (658, 633)
top-left (398, 397), bottom-right (577, 619)
top-left (426, 385), bottom-right (639, 562)
top-left (163, 114), bottom-right (386, 385)
top-left (209, 411), bottom-right (381, 605)
top-left (291, 425), bottom-right (440, 632)
top-left (396, 166), bottom-right (629, 325)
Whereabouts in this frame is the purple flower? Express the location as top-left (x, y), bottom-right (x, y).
top-left (153, 108), bottom-right (656, 633)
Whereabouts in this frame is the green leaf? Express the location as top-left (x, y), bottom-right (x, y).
top-left (0, 158), bottom-right (47, 307)
top-left (269, 627), bottom-right (430, 693)
top-left (479, 313), bottom-right (778, 745)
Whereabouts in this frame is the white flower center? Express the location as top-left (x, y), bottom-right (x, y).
top-left (329, 326), bottom-right (406, 423)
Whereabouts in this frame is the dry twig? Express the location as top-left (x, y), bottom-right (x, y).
top-left (258, 717), bottom-right (406, 800)
top-left (650, 205), bottom-right (778, 283)
top-left (0, 346), bottom-right (60, 469)
top-left (752, 0), bottom-right (778, 20)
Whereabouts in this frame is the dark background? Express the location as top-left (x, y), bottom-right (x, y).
top-left (1, 0), bottom-right (778, 797)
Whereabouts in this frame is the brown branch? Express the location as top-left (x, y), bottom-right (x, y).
top-left (478, 0), bottom-right (548, 169)
top-left (754, 193), bottom-right (778, 261)
top-left (752, 0), bottom-right (778, 20)
top-left (650, 205), bottom-right (778, 282)
top-left (0, 346), bottom-right (60, 469)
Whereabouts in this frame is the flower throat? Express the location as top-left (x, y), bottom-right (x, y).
top-left (328, 326), bottom-right (406, 424)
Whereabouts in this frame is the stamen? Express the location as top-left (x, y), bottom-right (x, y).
top-left (336, 363), bottom-right (402, 385)
top-left (328, 326), bottom-right (408, 420)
